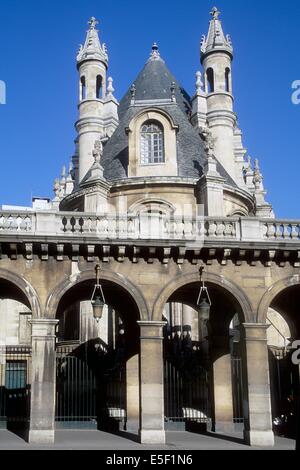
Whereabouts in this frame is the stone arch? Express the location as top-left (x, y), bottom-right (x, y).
top-left (0, 268), bottom-right (41, 318)
top-left (46, 268), bottom-right (149, 321)
top-left (128, 197), bottom-right (176, 216)
top-left (257, 275), bottom-right (300, 324)
top-left (152, 271), bottom-right (253, 323)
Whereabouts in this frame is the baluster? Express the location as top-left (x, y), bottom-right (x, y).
top-left (208, 220), bottom-right (217, 237)
top-left (216, 221), bottom-right (225, 237)
top-left (184, 219), bottom-right (193, 238)
top-left (64, 217), bottom-right (73, 233)
top-left (266, 223), bottom-right (276, 239)
top-left (291, 224), bottom-right (300, 240)
top-left (19, 217), bottom-right (27, 232)
top-left (110, 218), bottom-right (117, 238)
top-left (283, 224), bottom-right (291, 239)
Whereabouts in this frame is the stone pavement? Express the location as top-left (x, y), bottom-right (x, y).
top-left (0, 430), bottom-right (295, 450)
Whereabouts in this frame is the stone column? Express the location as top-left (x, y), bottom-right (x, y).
top-left (210, 335), bottom-right (234, 433)
top-left (138, 321), bottom-right (166, 444)
top-left (242, 323), bottom-right (274, 447)
top-left (29, 319), bottom-right (59, 444)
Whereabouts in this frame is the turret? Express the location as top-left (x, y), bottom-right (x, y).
top-left (200, 7), bottom-right (237, 182)
top-left (75, 18), bottom-right (118, 184)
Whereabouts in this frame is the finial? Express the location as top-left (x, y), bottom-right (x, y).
top-left (150, 42), bottom-right (161, 60)
top-left (107, 77), bottom-right (115, 97)
top-left (196, 71), bottom-right (204, 94)
top-left (130, 83), bottom-right (136, 104)
top-left (253, 158), bottom-right (263, 190)
top-left (211, 7), bottom-right (221, 20)
top-left (53, 179), bottom-right (60, 200)
top-left (67, 162), bottom-right (73, 182)
top-left (88, 17), bottom-right (99, 30)
top-left (61, 166), bottom-right (66, 180)
top-left (171, 82), bottom-right (176, 102)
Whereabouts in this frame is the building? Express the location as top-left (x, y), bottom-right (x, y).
top-left (0, 8), bottom-right (299, 447)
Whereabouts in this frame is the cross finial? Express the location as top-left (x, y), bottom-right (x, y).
top-left (211, 7), bottom-right (220, 20)
top-left (88, 17), bottom-right (99, 30)
top-left (150, 42), bottom-right (160, 60)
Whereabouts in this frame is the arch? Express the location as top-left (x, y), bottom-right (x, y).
top-left (128, 197), bottom-right (176, 216)
top-left (206, 68), bottom-right (214, 93)
top-left (46, 268), bottom-right (149, 321)
top-left (80, 76), bottom-right (86, 100)
top-left (127, 108), bottom-right (179, 134)
top-left (0, 268), bottom-right (41, 318)
top-left (152, 271), bottom-right (253, 323)
top-left (96, 75), bottom-right (103, 99)
top-left (225, 67), bottom-right (231, 93)
top-left (257, 275), bottom-right (300, 324)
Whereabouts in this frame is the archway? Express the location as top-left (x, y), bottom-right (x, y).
top-left (51, 274), bottom-right (145, 432)
top-left (156, 275), bottom-right (247, 435)
top-left (265, 285), bottom-right (300, 440)
top-left (0, 274), bottom-right (37, 438)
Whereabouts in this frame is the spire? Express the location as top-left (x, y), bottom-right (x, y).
top-left (201, 7), bottom-right (233, 59)
top-left (77, 17), bottom-right (108, 66)
top-left (148, 42), bottom-right (164, 63)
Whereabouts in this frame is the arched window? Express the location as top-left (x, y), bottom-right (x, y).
top-left (206, 68), bottom-right (214, 93)
top-left (80, 76), bottom-right (86, 100)
top-left (140, 121), bottom-right (164, 165)
top-left (96, 75), bottom-right (103, 99)
top-left (225, 68), bottom-right (231, 92)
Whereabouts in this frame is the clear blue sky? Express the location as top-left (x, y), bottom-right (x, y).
top-left (0, 0), bottom-right (299, 218)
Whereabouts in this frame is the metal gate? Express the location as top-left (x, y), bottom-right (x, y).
top-left (0, 346), bottom-right (31, 429)
top-left (231, 357), bottom-right (244, 424)
top-left (163, 334), bottom-right (211, 427)
top-left (164, 360), bottom-right (210, 425)
top-left (55, 342), bottom-right (126, 429)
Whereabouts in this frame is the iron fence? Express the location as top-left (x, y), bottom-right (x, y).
top-left (0, 346), bottom-right (31, 428)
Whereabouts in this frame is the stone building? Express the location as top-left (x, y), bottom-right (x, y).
top-left (0, 8), bottom-right (299, 447)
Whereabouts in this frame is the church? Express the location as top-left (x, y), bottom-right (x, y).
top-left (0, 7), bottom-right (299, 447)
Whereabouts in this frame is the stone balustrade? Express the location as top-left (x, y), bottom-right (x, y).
top-left (1, 210), bottom-right (300, 244)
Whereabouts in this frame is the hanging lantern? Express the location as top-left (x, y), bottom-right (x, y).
top-left (197, 266), bottom-right (211, 322)
top-left (91, 265), bottom-right (105, 323)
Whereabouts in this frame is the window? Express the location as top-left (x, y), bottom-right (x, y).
top-left (80, 76), bottom-right (86, 100)
top-left (225, 68), bottom-right (231, 92)
top-left (206, 68), bottom-right (214, 93)
top-left (96, 75), bottom-right (103, 99)
top-left (140, 121), bottom-right (164, 165)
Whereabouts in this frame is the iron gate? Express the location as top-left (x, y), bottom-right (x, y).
top-left (163, 334), bottom-right (211, 427)
top-left (164, 360), bottom-right (210, 424)
top-left (231, 357), bottom-right (244, 424)
top-left (0, 346), bottom-right (31, 429)
top-left (55, 343), bottom-right (126, 429)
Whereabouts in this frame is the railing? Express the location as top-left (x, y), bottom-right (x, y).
top-left (1, 210), bottom-right (300, 243)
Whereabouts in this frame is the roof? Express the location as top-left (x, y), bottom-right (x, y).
top-left (101, 48), bottom-right (236, 187)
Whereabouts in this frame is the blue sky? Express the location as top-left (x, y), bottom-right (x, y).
top-left (0, 0), bottom-right (299, 218)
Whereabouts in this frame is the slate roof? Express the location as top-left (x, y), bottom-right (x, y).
top-left (101, 53), bottom-right (236, 187)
